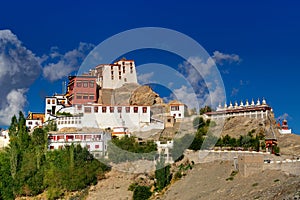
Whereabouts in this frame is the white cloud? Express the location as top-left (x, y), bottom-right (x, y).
top-left (0, 29), bottom-right (41, 126)
top-left (0, 89), bottom-right (27, 125)
top-left (42, 42), bottom-right (95, 82)
top-left (137, 72), bottom-right (154, 85)
top-left (212, 50), bottom-right (241, 65)
top-left (170, 85), bottom-right (199, 110)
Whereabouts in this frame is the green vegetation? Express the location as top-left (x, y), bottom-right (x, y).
top-left (252, 183), bottom-right (259, 187)
top-left (132, 185), bottom-right (152, 200)
top-left (0, 112), bottom-right (109, 200)
top-left (200, 106), bottom-right (212, 115)
top-left (107, 136), bottom-right (157, 163)
top-left (56, 112), bottom-right (73, 117)
top-left (155, 155), bottom-right (171, 191)
top-left (226, 170), bottom-right (238, 181)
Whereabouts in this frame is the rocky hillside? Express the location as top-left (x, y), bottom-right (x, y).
top-left (160, 161), bottom-right (300, 200)
top-left (98, 83), bottom-right (164, 106)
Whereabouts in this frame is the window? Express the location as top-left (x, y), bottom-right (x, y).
top-left (47, 109), bottom-right (51, 114)
top-left (75, 135), bottom-right (82, 140)
top-left (111, 75), bottom-right (114, 80)
top-left (85, 135), bottom-right (92, 140)
top-left (28, 121), bottom-right (33, 125)
top-left (125, 107), bottom-right (130, 113)
top-left (179, 113), bottom-right (182, 117)
top-left (119, 76), bottom-right (121, 80)
top-left (111, 71), bottom-right (114, 75)
top-left (117, 107), bottom-right (122, 113)
top-left (123, 66), bottom-right (125, 73)
top-left (110, 107), bottom-right (114, 113)
top-left (111, 66), bottom-right (113, 70)
top-left (95, 144), bottom-right (100, 149)
top-left (130, 66), bottom-right (133, 73)
top-left (89, 81), bottom-right (94, 88)
top-left (134, 107), bottom-right (138, 113)
top-left (122, 61), bottom-right (125, 65)
top-left (171, 106), bottom-right (179, 111)
top-left (89, 95), bottom-right (94, 100)
top-left (52, 99), bottom-right (55, 104)
top-left (35, 122), bottom-right (39, 125)
top-left (76, 94), bottom-right (82, 99)
top-left (77, 105), bottom-right (82, 110)
top-left (142, 107), bottom-right (147, 113)
top-left (130, 62), bottom-right (132, 66)
top-left (83, 81), bottom-right (88, 88)
top-left (50, 146), bottom-right (54, 150)
top-left (87, 145), bottom-right (90, 149)
top-left (102, 106), bottom-right (107, 113)
top-left (47, 99), bottom-right (50, 104)
top-left (118, 66), bottom-right (121, 71)
top-left (84, 107), bottom-right (92, 113)
top-left (76, 81), bottom-right (82, 87)
top-left (94, 106), bottom-right (98, 113)
top-left (167, 119), bottom-right (171, 123)
top-left (83, 95), bottom-right (88, 99)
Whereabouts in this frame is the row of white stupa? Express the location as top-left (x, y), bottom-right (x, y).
top-left (217, 98), bottom-right (268, 111)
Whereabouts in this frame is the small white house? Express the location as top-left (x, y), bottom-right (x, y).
top-left (169, 102), bottom-right (187, 120)
top-left (0, 130), bottom-right (10, 148)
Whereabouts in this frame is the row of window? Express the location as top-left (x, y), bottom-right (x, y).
top-left (49, 134), bottom-right (102, 141)
top-left (57, 120), bottom-right (81, 125)
top-left (76, 93), bottom-right (95, 100)
top-left (47, 99), bottom-right (65, 105)
top-left (49, 144), bottom-right (101, 150)
top-left (76, 80), bottom-right (95, 88)
top-left (78, 106), bottom-right (148, 113)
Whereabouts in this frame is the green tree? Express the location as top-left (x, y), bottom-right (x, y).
top-left (200, 106), bottom-right (212, 115)
top-left (155, 155), bottom-right (171, 191)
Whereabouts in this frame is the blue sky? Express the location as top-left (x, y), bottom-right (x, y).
top-left (0, 0), bottom-right (299, 134)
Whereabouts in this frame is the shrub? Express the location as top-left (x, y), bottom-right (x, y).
top-left (133, 186), bottom-right (152, 200)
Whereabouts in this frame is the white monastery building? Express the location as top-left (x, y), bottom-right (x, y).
top-left (87, 59), bottom-right (138, 89)
top-left (204, 98), bottom-right (272, 119)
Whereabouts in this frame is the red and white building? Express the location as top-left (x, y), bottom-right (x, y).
top-left (112, 127), bottom-right (130, 138)
top-left (26, 112), bottom-right (45, 131)
top-left (278, 119), bottom-right (292, 134)
top-left (48, 130), bottom-right (111, 158)
top-left (66, 75), bottom-right (97, 105)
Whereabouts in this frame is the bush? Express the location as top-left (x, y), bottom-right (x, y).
top-left (133, 186), bottom-right (152, 200)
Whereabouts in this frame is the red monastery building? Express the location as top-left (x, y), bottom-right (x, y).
top-left (66, 75), bottom-right (97, 105)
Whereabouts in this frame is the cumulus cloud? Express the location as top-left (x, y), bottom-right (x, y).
top-left (137, 72), bottom-right (154, 85)
top-left (0, 29), bottom-right (94, 126)
top-left (0, 29), bottom-right (42, 126)
top-left (0, 89), bottom-right (27, 125)
top-left (212, 50), bottom-right (241, 65)
top-left (42, 42), bottom-right (95, 81)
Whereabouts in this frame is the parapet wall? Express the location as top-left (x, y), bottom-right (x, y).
top-left (184, 150), bottom-right (271, 164)
top-left (185, 150), bottom-right (300, 176)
